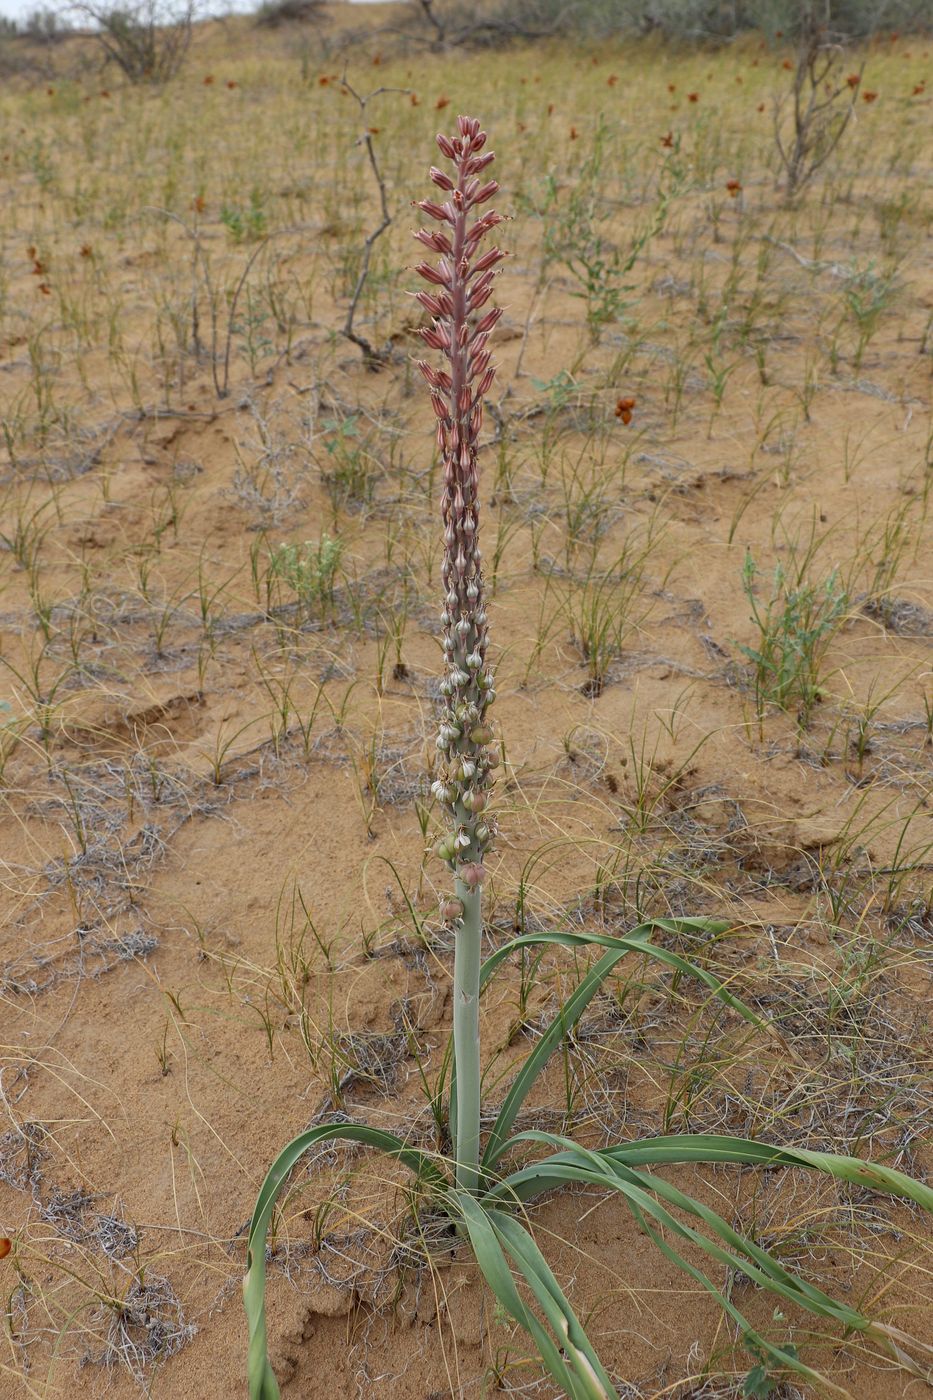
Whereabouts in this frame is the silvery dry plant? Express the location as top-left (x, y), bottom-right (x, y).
top-left (243, 119), bottom-right (933, 1400)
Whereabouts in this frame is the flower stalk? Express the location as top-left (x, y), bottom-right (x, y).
top-left (415, 115), bottom-right (504, 1193)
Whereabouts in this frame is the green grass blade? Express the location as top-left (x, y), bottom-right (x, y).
top-left (480, 919), bottom-right (772, 1172)
top-left (491, 1211), bottom-right (619, 1399)
top-left (244, 1124), bottom-right (446, 1400)
top-left (453, 1191), bottom-right (594, 1400)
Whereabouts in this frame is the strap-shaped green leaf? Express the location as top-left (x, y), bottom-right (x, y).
top-left (479, 919), bottom-right (769, 1172)
top-left (491, 1211), bottom-right (618, 1399)
top-left (244, 1124), bottom-right (446, 1400)
top-left (486, 1131), bottom-right (933, 1386)
top-left (453, 1190), bottom-right (596, 1400)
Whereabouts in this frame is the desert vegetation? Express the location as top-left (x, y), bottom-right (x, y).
top-left (0, 4), bottom-right (931, 1398)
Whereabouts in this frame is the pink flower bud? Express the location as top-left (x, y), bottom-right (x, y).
top-left (472, 180), bottom-right (499, 206)
top-left (441, 899), bottom-right (464, 921)
top-left (436, 132), bottom-right (456, 158)
top-left (471, 247), bottom-right (504, 275)
top-left (416, 290), bottom-right (443, 316)
top-left (474, 307), bottom-right (502, 336)
top-left (416, 260), bottom-right (450, 287)
top-left (416, 199), bottom-right (451, 223)
top-left (430, 166), bottom-right (455, 191)
top-left (459, 862), bottom-right (486, 887)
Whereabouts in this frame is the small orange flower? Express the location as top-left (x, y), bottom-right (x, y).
top-left (547, 102), bottom-right (554, 115)
top-left (372, 52), bottom-right (381, 65)
top-left (607, 75), bottom-right (617, 87)
top-left (435, 95), bottom-right (450, 110)
top-left (912, 82), bottom-right (926, 95)
top-left (100, 89), bottom-right (110, 98)
top-left (726, 178), bottom-right (742, 196)
top-left (79, 244), bottom-right (92, 258)
top-left (660, 131), bottom-right (673, 147)
top-left (319, 75), bottom-right (330, 86)
top-left (687, 91), bottom-right (699, 103)
top-left (192, 194), bottom-right (206, 214)
top-left (517, 121), bottom-right (527, 132)
top-left (846, 73), bottom-right (860, 88)
top-left (615, 397), bottom-right (635, 425)
top-left (367, 126), bottom-right (380, 135)
top-left (0, 1239), bottom-right (10, 1260)
top-left (667, 83), bottom-right (676, 93)
top-left (570, 126), bottom-right (578, 139)
top-left (757, 102), bottom-right (765, 112)
top-left (46, 86), bottom-right (55, 96)
top-left (862, 89), bottom-right (878, 102)
top-left (782, 59), bottom-right (793, 70)
top-left (38, 283), bottom-right (51, 295)
top-left (410, 93), bottom-right (419, 105)
top-left (227, 80), bottom-right (237, 89)
top-left (203, 74), bottom-right (214, 85)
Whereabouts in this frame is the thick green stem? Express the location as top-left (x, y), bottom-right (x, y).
top-left (453, 876), bottom-right (482, 1193)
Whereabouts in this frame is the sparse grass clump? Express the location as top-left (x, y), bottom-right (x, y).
top-left (739, 550), bottom-right (849, 725)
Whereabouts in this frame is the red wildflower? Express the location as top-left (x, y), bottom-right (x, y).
top-left (660, 131), bottom-right (673, 147)
top-left (615, 397), bottom-right (635, 425)
top-left (687, 92), bottom-right (699, 103)
top-left (847, 73), bottom-right (860, 88)
top-left (726, 179), bottom-right (742, 197)
top-left (862, 90), bottom-right (878, 102)
top-left (436, 96), bottom-right (450, 110)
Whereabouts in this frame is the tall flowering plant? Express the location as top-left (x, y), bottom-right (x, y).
top-left (415, 114), bottom-right (503, 1192)
top-left (241, 118), bottom-right (933, 1400)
